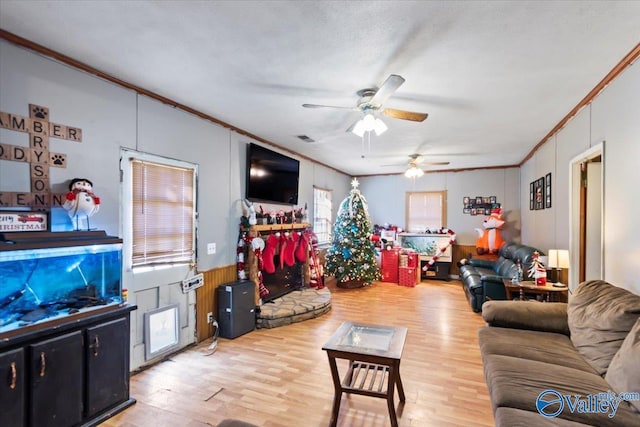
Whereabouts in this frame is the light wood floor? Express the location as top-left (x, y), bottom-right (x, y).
top-left (103, 279), bottom-right (494, 427)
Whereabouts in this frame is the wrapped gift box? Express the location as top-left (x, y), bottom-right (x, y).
top-left (398, 266), bottom-right (417, 287)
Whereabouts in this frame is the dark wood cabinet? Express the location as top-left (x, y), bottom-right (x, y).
top-left (0, 348), bottom-right (25, 427)
top-left (0, 305), bottom-right (136, 427)
top-left (30, 331), bottom-right (84, 427)
top-left (85, 317), bottom-right (129, 418)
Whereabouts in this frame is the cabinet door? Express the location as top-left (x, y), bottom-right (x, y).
top-left (0, 348), bottom-right (25, 427)
top-left (85, 317), bottom-right (129, 418)
top-left (29, 331), bottom-right (83, 427)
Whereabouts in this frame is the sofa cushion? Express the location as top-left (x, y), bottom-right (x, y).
top-left (605, 318), bottom-right (640, 413)
top-left (495, 258), bottom-right (516, 277)
top-left (568, 280), bottom-right (640, 375)
top-left (483, 354), bottom-right (640, 426)
top-left (482, 300), bottom-right (570, 335)
top-left (478, 327), bottom-right (597, 373)
top-left (494, 407), bottom-right (590, 426)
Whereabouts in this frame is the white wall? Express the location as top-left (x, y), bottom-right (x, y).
top-left (521, 61), bottom-right (640, 295)
top-left (359, 167), bottom-right (520, 246)
top-left (0, 40), bottom-right (350, 369)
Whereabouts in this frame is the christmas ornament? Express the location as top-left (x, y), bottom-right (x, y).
top-left (63, 178), bottom-right (100, 231)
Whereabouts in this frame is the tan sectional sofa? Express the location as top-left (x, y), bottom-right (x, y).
top-left (478, 280), bottom-right (640, 426)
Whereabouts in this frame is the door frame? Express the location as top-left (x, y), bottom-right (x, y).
top-left (569, 142), bottom-right (604, 290)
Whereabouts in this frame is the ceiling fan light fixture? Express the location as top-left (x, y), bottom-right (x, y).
top-left (362, 113), bottom-right (376, 130)
top-left (350, 113), bottom-right (387, 137)
top-left (373, 118), bottom-right (387, 135)
top-left (404, 166), bottom-right (424, 178)
top-left (352, 120), bottom-right (366, 137)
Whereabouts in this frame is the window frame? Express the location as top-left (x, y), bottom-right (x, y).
top-left (313, 186), bottom-right (333, 245)
top-left (120, 149), bottom-right (198, 272)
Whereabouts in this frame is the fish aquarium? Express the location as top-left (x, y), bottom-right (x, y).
top-left (0, 231), bottom-right (124, 337)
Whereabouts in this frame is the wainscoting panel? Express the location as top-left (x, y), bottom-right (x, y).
top-left (451, 244), bottom-right (476, 276)
top-left (196, 265), bottom-right (239, 342)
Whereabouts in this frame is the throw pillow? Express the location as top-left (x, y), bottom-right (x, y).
top-left (568, 280), bottom-right (640, 375)
top-left (605, 318), bottom-right (640, 413)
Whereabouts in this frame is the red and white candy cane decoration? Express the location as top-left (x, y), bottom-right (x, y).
top-left (422, 229), bottom-right (456, 272)
top-left (254, 246), bottom-right (269, 298)
top-left (306, 230), bottom-right (324, 289)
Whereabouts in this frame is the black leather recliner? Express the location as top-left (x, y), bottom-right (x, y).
top-left (459, 242), bottom-right (544, 312)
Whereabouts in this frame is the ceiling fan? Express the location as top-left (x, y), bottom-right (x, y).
top-left (302, 74), bottom-right (428, 136)
top-left (383, 154), bottom-right (450, 178)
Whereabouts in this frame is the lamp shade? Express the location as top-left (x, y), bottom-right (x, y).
top-left (548, 249), bottom-right (570, 269)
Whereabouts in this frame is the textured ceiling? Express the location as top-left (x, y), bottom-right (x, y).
top-left (1, 1), bottom-right (639, 176)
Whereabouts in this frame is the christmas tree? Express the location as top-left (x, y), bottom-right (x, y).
top-left (325, 178), bottom-right (382, 287)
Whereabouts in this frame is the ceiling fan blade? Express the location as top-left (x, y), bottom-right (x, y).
top-left (302, 103), bottom-right (358, 110)
top-left (370, 74), bottom-right (405, 105)
top-left (423, 161), bottom-right (450, 166)
top-left (382, 108), bottom-right (428, 122)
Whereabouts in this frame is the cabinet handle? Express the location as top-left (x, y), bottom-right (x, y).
top-left (39, 352), bottom-right (46, 377)
top-left (9, 362), bottom-right (17, 389)
top-left (93, 335), bottom-right (100, 357)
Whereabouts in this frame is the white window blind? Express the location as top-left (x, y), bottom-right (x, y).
top-left (313, 187), bottom-right (332, 244)
top-left (131, 159), bottom-right (195, 267)
top-left (406, 191), bottom-right (447, 232)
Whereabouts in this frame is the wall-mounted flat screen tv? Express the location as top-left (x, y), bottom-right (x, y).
top-left (246, 143), bottom-right (299, 205)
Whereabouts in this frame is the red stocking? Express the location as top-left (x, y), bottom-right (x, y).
top-left (262, 233), bottom-right (278, 274)
top-left (283, 233), bottom-right (296, 267)
top-left (279, 232), bottom-right (288, 269)
top-left (295, 232), bottom-right (308, 263)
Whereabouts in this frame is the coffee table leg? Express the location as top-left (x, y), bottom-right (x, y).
top-left (326, 354), bottom-right (342, 427)
top-left (395, 361), bottom-right (405, 402)
top-left (387, 365), bottom-right (399, 427)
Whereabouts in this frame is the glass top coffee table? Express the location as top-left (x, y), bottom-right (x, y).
top-left (322, 321), bottom-right (408, 427)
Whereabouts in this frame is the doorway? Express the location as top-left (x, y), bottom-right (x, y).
top-left (569, 143), bottom-right (603, 289)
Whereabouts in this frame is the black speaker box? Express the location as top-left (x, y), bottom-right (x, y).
top-left (217, 280), bottom-right (256, 339)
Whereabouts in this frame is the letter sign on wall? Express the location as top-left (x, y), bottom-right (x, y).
top-left (0, 104), bottom-right (80, 209)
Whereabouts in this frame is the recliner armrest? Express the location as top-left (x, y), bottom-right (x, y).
top-left (481, 300), bottom-right (569, 335)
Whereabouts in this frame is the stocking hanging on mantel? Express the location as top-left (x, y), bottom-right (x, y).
top-left (325, 178), bottom-right (381, 287)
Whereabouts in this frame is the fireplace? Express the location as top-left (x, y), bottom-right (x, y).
top-left (261, 254), bottom-right (304, 303)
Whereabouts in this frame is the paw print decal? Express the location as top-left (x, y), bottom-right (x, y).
top-left (32, 106), bottom-right (48, 119)
top-left (51, 154), bottom-right (66, 166)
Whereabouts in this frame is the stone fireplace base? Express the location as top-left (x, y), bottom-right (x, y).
top-left (256, 287), bottom-right (331, 329)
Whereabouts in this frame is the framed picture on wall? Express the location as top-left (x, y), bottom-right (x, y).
top-left (535, 177), bottom-right (545, 210)
top-left (489, 196), bottom-right (497, 204)
top-left (545, 172), bottom-right (552, 208)
top-left (529, 182), bottom-right (535, 210)
top-left (463, 207), bottom-right (471, 214)
top-left (463, 196), bottom-right (470, 205)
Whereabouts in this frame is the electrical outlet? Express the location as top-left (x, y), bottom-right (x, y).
top-left (207, 312), bottom-right (214, 324)
top-left (207, 243), bottom-right (216, 255)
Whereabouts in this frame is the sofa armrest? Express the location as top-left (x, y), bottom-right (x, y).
top-left (481, 300), bottom-right (570, 335)
top-left (467, 258), bottom-right (496, 269)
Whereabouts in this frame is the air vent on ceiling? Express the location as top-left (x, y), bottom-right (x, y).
top-left (296, 135), bottom-right (315, 143)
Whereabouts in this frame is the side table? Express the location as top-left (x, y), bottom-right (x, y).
top-left (322, 321), bottom-right (407, 427)
top-left (502, 278), bottom-right (568, 303)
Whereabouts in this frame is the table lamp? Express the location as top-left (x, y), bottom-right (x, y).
top-left (548, 249), bottom-right (570, 285)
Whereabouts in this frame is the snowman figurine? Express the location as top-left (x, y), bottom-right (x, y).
top-left (63, 178), bottom-right (101, 230)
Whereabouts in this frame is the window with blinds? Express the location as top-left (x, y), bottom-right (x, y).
top-left (131, 159), bottom-right (196, 267)
top-left (406, 191), bottom-right (447, 232)
top-left (313, 186), bottom-right (333, 245)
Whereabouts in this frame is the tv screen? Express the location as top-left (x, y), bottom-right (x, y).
top-left (246, 143), bottom-right (299, 205)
